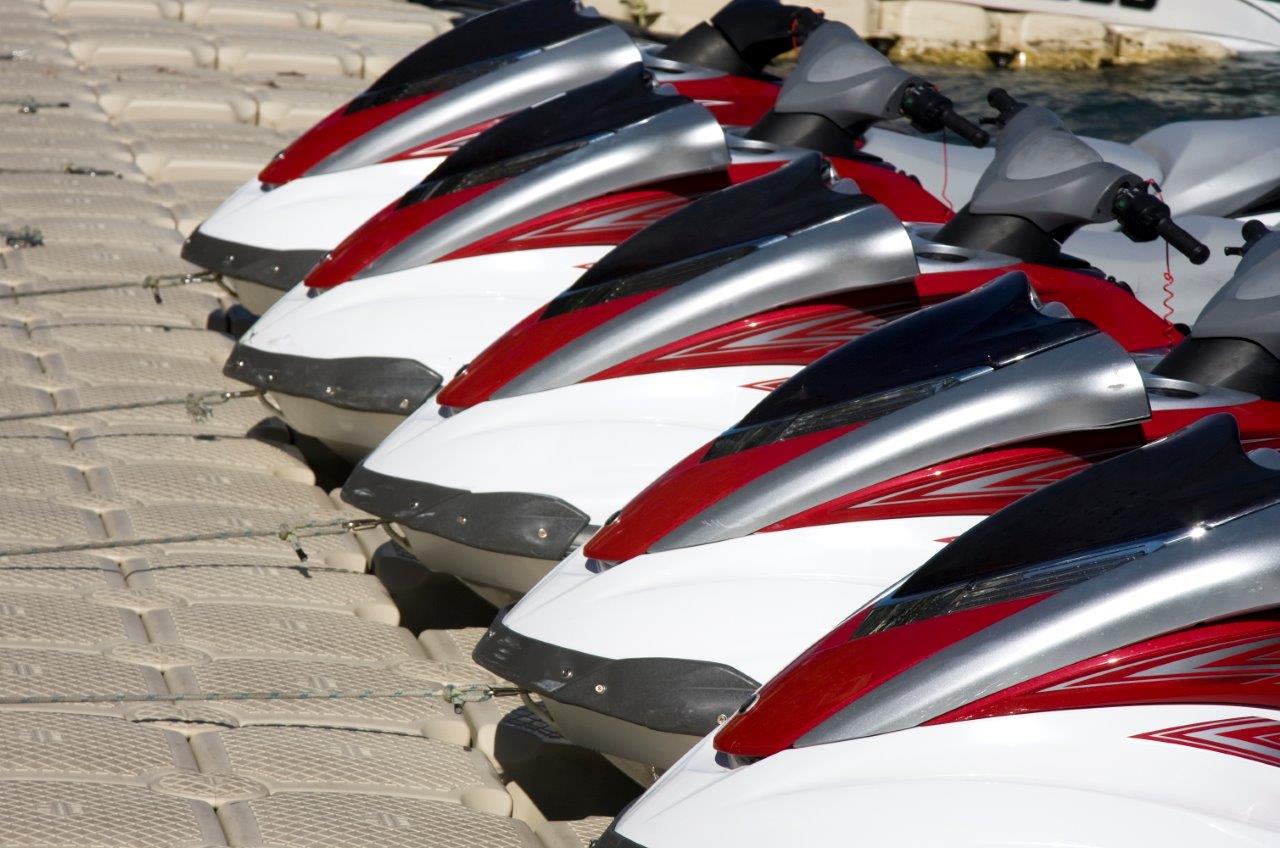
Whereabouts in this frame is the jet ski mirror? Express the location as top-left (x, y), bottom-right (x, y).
top-left (659, 0), bottom-right (827, 77)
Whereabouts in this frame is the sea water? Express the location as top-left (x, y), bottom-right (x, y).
top-left (901, 52), bottom-right (1280, 141)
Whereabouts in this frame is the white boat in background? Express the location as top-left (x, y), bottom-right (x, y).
top-left (948, 0), bottom-right (1280, 52)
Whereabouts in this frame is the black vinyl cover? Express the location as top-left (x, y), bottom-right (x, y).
top-left (659, 0), bottom-right (825, 76)
top-left (542, 154), bottom-right (869, 318)
top-left (349, 0), bottom-right (610, 112)
top-left (899, 414), bottom-right (1280, 597)
top-left (730, 272), bottom-right (1095, 434)
top-left (342, 465), bottom-right (592, 560)
top-left (710, 0), bottom-right (822, 71)
top-left (223, 343), bottom-right (442, 413)
top-left (475, 612), bottom-right (760, 736)
top-left (592, 826), bottom-right (645, 848)
top-left (181, 228), bottom-right (326, 290)
top-left (1154, 336), bottom-right (1280, 402)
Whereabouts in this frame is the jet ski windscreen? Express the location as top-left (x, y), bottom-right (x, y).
top-left (542, 153), bottom-right (872, 318)
top-left (397, 65), bottom-right (688, 203)
top-left (705, 272), bottom-right (1097, 460)
top-left (861, 414), bottom-right (1280, 635)
top-left (347, 0), bottom-right (611, 112)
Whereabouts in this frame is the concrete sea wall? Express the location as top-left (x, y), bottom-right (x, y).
top-left (601, 0), bottom-right (1233, 68)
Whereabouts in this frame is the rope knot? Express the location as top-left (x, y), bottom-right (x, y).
top-left (277, 522), bottom-right (309, 563)
top-left (142, 270), bottom-right (222, 304)
top-left (441, 683), bottom-right (496, 714)
top-left (2, 226), bottom-right (42, 248)
top-left (184, 387), bottom-right (261, 422)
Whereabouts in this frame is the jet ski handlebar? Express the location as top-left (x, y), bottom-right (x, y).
top-left (983, 86), bottom-right (1208, 265)
top-left (985, 87), bottom-right (1026, 126)
top-left (1226, 219), bottom-right (1273, 257)
top-left (900, 83), bottom-right (990, 148)
top-left (1112, 185), bottom-right (1211, 265)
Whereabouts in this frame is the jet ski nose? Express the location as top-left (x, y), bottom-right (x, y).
top-left (592, 827), bottom-right (645, 848)
top-left (183, 228), bottom-right (327, 299)
top-left (223, 342), bottom-right (443, 417)
top-left (342, 465), bottom-right (594, 562)
top-left (473, 612), bottom-right (760, 766)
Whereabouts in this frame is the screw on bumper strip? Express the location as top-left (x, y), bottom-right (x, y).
top-left (342, 464), bottom-right (593, 561)
top-left (182, 228), bottom-right (326, 291)
top-left (224, 343), bottom-right (442, 414)
top-left (474, 612), bottom-right (759, 737)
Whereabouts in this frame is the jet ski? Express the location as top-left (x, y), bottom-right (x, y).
top-left (468, 222), bottom-right (1280, 779)
top-left (225, 24), bottom-right (988, 459)
top-left (185, 0), bottom-right (1280, 315)
top-left (341, 92), bottom-right (1210, 606)
top-left (598, 412), bottom-right (1280, 848)
top-left (181, 0), bottom-right (826, 312)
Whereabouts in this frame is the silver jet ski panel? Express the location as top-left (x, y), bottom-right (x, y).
top-left (355, 100), bottom-right (731, 279)
top-left (312, 25), bottom-right (643, 176)
top-left (764, 22), bottom-right (923, 133)
top-left (800, 414), bottom-right (1280, 744)
top-left (1188, 227), bottom-right (1280, 359)
top-left (1135, 116), bottom-right (1280, 218)
top-left (1142, 373), bottom-right (1258, 412)
top-left (906, 224), bottom-right (1041, 274)
top-left (1152, 225), bottom-right (1280, 399)
top-left (967, 105), bottom-right (1141, 233)
top-left (493, 179), bottom-right (918, 398)
top-left (651, 275), bottom-right (1151, 551)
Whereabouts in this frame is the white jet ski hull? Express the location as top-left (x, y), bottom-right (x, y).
top-left (501, 516), bottom-right (973, 774)
top-left (360, 366), bottom-right (799, 602)
top-left (236, 245), bottom-right (606, 458)
top-left (192, 158), bottom-right (440, 312)
top-left (610, 704), bottom-right (1280, 847)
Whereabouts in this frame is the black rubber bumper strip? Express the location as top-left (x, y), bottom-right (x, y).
top-left (342, 464), bottom-right (594, 561)
top-left (181, 227), bottom-right (327, 291)
top-left (224, 342), bottom-right (442, 415)
top-left (593, 824), bottom-right (646, 848)
top-left (474, 611), bottom-right (760, 737)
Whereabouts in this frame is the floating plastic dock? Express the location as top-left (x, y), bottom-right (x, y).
top-left (0, 2), bottom-right (627, 844)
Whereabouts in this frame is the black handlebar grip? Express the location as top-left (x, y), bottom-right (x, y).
top-left (987, 88), bottom-right (1020, 114)
top-left (942, 110), bottom-right (990, 148)
top-left (1243, 219), bottom-right (1271, 244)
top-left (1157, 219), bottom-right (1211, 266)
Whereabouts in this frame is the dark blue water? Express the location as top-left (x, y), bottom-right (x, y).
top-left (900, 53), bottom-right (1280, 141)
